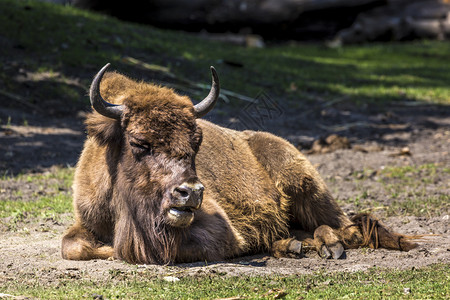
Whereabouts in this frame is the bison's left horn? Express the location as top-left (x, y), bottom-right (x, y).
top-left (89, 63), bottom-right (124, 120)
top-left (194, 66), bottom-right (220, 118)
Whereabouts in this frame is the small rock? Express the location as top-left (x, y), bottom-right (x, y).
top-left (403, 287), bottom-right (411, 294)
top-left (245, 35), bottom-right (265, 48)
top-left (389, 147), bottom-right (412, 157)
top-left (306, 134), bottom-right (351, 154)
top-left (163, 276), bottom-right (180, 282)
top-left (442, 215), bottom-right (449, 220)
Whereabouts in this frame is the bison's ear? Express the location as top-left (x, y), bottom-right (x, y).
top-left (85, 112), bottom-right (122, 146)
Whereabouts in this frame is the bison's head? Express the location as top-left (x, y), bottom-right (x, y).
top-left (87, 64), bottom-right (219, 228)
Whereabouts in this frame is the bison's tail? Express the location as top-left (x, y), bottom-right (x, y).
top-left (347, 213), bottom-right (433, 251)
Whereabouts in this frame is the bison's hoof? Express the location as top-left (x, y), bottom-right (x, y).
top-left (329, 242), bottom-right (345, 259)
top-left (319, 242), bottom-right (345, 259)
top-left (288, 240), bottom-right (303, 254)
top-left (319, 244), bottom-right (332, 259)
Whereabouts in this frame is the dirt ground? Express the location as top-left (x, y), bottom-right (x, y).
top-left (0, 92), bottom-right (449, 284)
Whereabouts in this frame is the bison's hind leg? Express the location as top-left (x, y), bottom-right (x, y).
top-left (290, 214), bottom-right (420, 259)
top-left (348, 213), bottom-right (419, 251)
top-left (62, 223), bottom-right (114, 261)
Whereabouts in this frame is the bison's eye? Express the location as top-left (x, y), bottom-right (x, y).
top-left (130, 142), bottom-right (153, 155)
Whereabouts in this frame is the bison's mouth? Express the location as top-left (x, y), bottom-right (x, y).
top-left (169, 206), bottom-right (194, 215)
top-left (167, 206), bottom-right (195, 227)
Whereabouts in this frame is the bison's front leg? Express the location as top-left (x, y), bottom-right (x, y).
top-left (271, 229), bottom-right (348, 259)
top-left (271, 238), bottom-right (304, 258)
top-left (174, 206), bottom-right (248, 263)
top-left (279, 226), bottom-right (359, 259)
top-left (62, 222), bottom-right (114, 261)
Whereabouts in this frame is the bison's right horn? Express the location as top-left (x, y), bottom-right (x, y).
top-left (193, 66), bottom-right (220, 118)
top-left (89, 63), bottom-right (124, 120)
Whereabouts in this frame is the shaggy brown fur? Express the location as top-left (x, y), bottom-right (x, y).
top-left (62, 70), bottom-right (418, 264)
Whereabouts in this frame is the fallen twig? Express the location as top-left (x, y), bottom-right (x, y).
top-left (123, 56), bottom-right (256, 104)
top-left (317, 121), bottom-right (372, 132)
top-left (122, 56), bottom-right (175, 78)
top-left (359, 206), bottom-right (388, 213)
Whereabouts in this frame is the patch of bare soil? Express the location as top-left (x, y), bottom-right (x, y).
top-left (0, 98), bottom-right (449, 284)
top-left (0, 215), bottom-right (448, 283)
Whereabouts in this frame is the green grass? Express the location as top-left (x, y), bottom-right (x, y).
top-left (0, 167), bottom-right (74, 229)
top-left (338, 163), bottom-right (449, 217)
top-left (379, 163), bottom-right (450, 217)
top-left (17, 166), bottom-right (74, 187)
top-left (0, 193), bottom-right (71, 219)
top-left (381, 163), bottom-right (450, 183)
top-left (1, 0), bottom-right (450, 113)
top-left (2, 264), bottom-right (448, 299)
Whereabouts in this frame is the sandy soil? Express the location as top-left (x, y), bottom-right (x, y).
top-left (0, 94), bottom-right (449, 284)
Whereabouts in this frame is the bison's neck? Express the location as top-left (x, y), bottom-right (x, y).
top-left (112, 179), bottom-right (182, 264)
top-left (114, 205), bottom-right (183, 264)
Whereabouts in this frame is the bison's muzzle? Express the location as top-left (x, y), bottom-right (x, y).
top-left (167, 182), bottom-right (204, 227)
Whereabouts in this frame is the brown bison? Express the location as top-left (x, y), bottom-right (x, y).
top-left (62, 64), bottom-right (418, 264)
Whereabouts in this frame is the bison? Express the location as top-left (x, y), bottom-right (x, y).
top-left (62, 64), bottom-right (418, 264)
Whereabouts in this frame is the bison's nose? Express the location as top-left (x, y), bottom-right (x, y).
top-left (172, 183), bottom-right (204, 209)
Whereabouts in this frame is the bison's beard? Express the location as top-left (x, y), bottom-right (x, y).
top-left (113, 187), bottom-right (183, 265)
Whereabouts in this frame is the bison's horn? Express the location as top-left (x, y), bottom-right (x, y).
top-left (194, 66), bottom-right (220, 118)
top-left (89, 63), bottom-right (124, 120)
